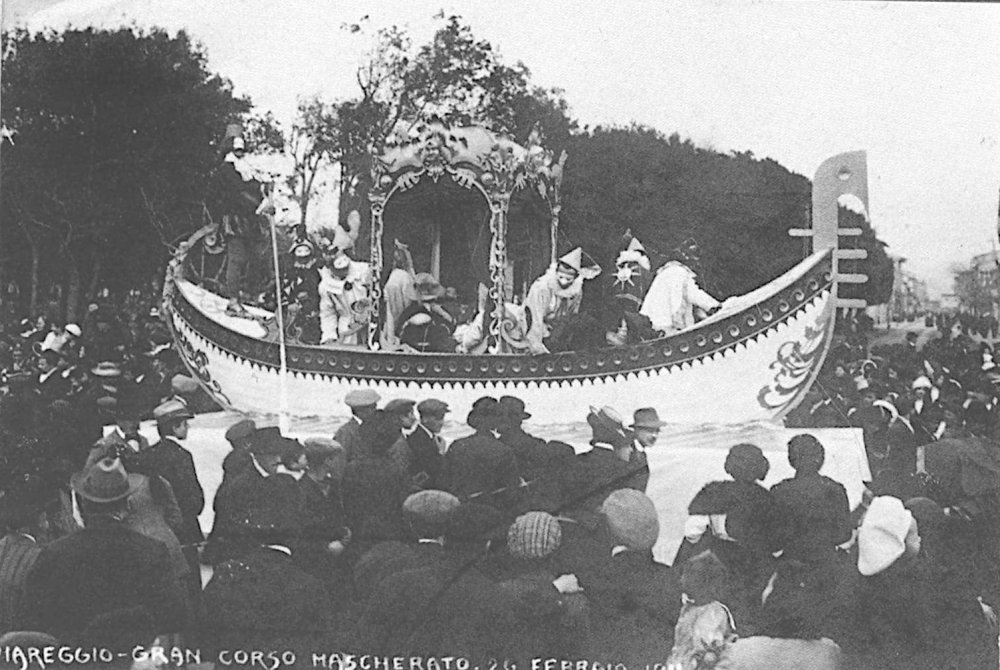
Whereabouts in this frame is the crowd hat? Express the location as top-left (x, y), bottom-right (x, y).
top-left (331, 252), bottom-right (351, 271)
top-left (152, 399), bottom-right (193, 423)
top-left (631, 407), bottom-right (667, 430)
top-left (557, 248), bottom-right (583, 275)
top-left (171, 374), bottom-right (199, 395)
top-left (507, 511), bottom-right (562, 560)
top-left (70, 457), bottom-right (141, 504)
top-left (64, 323), bottom-right (82, 338)
top-left (724, 443), bottom-right (770, 483)
top-left (248, 426), bottom-right (284, 457)
top-left (467, 397), bottom-right (501, 429)
top-left (384, 398), bottom-right (417, 415)
top-left (911, 376), bottom-right (933, 391)
top-left (290, 239), bottom-right (315, 259)
top-left (588, 405), bottom-right (630, 448)
top-left (499, 396), bottom-right (531, 421)
top-left (413, 273), bottom-right (445, 301)
top-left (403, 490), bottom-right (461, 537)
top-left (601, 489), bottom-right (660, 551)
top-left (417, 398), bottom-right (450, 418)
top-left (302, 437), bottom-right (344, 465)
top-left (91, 362), bottom-right (123, 378)
top-left (858, 496), bottom-right (920, 576)
top-left (345, 389), bottom-right (380, 408)
top-left (224, 418), bottom-right (257, 444)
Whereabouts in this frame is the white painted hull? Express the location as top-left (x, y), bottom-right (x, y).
top-left (164, 240), bottom-right (836, 426)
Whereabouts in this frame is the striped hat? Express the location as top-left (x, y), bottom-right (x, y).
top-left (507, 511), bottom-right (562, 560)
top-left (601, 489), bottom-right (660, 551)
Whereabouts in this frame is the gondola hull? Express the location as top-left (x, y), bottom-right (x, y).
top-left (164, 239), bottom-right (836, 425)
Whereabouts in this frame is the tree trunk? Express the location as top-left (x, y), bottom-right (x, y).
top-left (28, 238), bottom-right (40, 317)
top-left (86, 254), bottom-right (102, 307)
top-left (65, 251), bottom-right (81, 323)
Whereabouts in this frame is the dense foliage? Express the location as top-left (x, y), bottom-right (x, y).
top-left (0, 27), bottom-right (248, 319)
top-left (0, 16), bottom-right (893, 319)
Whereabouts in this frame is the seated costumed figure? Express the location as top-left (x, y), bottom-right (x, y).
top-left (606, 232), bottom-right (657, 345)
top-left (640, 238), bottom-right (720, 335)
top-left (283, 239), bottom-right (321, 344)
top-left (318, 247), bottom-right (372, 347)
top-left (524, 248), bottom-right (600, 355)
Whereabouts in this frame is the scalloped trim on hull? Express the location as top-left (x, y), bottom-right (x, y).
top-left (164, 248), bottom-right (836, 426)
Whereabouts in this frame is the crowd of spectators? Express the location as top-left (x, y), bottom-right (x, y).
top-left (2, 294), bottom-right (1000, 668)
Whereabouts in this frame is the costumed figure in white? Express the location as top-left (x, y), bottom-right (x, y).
top-left (524, 248), bottom-right (599, 355)
top-left (318, 248), bottom-right (373, 347)
top-left (640, 239), bottom-right (720, 335)
top-left (381, 240), bottom-right (417, 349)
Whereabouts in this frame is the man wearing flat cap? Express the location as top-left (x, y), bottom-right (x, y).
top-left (221, 417), bottom-right (257, 484)
top-left (21, 457), bottom-right (186, 648)
top-left (407, 399), bottom-right (449, 490)
top-left (134, 400), bottom-right (204, 597)
top-left (335, 388), bottom-right (379, 461)
top-left (354, 490), bottom-right (513, 660)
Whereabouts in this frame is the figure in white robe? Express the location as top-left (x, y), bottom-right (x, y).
top-left (381, 241), bottom-right (416, 348)
top-left (640, 261), bottom-right (719, 335)
top-left (318, 252), bottom-right (372, 346)
top-left (524, 248), bottom-right (597, 355)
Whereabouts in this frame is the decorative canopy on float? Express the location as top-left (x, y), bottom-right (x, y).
top-left (367, 118), bottom-right (567, 352)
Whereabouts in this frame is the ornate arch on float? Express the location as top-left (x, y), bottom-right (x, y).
top-left (368, 118), bottom-right (564, 352)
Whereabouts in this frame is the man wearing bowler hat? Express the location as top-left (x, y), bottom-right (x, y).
top-left (498, 396), bottom-right (574, 512)
top-left (567, 407), bottom-right (662, 512)
top-left (21, 457), bottom-right (186, 647)
top-left (335, 388), bottom-right (380, 461)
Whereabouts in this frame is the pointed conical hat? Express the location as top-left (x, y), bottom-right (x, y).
top-left (627, 237), bottom-right (646, 254)
top-left (558, 248), bottom-right (583, 272)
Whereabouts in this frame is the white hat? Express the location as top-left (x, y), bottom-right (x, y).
top-left (557, 248), bottom-right (583, 273)
top-left (65, 323), bottom-right (82, 338)
top-left (231, 136), bottom-right (246, 151)
top-left (332, 253), bottom-right (351, 270)
top-left (911, 376), bottom-right (932, 391)
top-left (626, 237), bottom-right (645, 254)
top-left (858, 496), bottom-right (919, 576)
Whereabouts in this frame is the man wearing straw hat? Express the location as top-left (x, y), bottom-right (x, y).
top-left (136, 400), bottom-right (204, 600)
top-left (21, 457), bottom-right (186, 647)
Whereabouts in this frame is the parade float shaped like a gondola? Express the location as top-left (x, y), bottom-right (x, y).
top-left (162, 121), bottom-right (869, 425)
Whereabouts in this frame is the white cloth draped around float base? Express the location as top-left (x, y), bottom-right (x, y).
top-left (644, 423), bottom-right (871, 565)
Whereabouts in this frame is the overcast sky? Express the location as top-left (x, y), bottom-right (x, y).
top-left (5, 0), bottom-right (1000, 298)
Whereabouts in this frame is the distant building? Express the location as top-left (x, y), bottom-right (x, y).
top-left (954, 250), bottom-right (1000, 318)
top-left (888, 255), bottom-right (928, 320)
